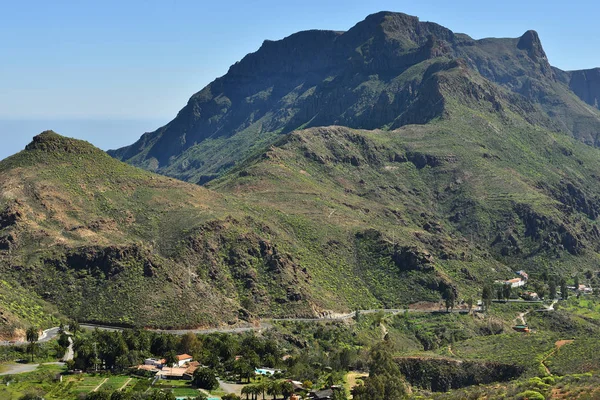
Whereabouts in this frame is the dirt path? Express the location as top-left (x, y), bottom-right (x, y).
top-left (93, 377), bottom-right (108, 392)
top-left (218, 379), bottom-right (245, 396)
top-left (541, 339), bottom-right (574, 375)
top-left (62, 336), bottom-right (74, 362)
top-left (119, 377), bottom-right (133, 391)
top-left (448, 345), bottom-right (456, 357)
top-left (380, 323), bottom-right (388, 340)
top-left (345, 371), bottom-right (368, 398)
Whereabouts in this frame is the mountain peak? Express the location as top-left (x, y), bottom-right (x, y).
top-left (517, 30), bottom-right (547, 60)
top-left (25, 131), bottom-right (100, 154)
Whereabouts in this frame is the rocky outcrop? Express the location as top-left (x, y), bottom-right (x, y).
top-left (25, 130), bottom-right (101, 154)
top-left (44, 245), bottom-right (149, 279)
top-left (0, 203), bottom-right (22, 230)
top-left (514, 204), bottom-right (584, 255)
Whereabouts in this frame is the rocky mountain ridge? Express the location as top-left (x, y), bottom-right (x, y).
top-left (109, 11), bottom-right (600, 183)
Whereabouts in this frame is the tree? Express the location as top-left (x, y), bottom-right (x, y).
top-left (145, 390), bottom-right (176, 400)
top-left (85, 392), bottom-right (111, 400)
top-left (549, 279), bottom-right (557, 299)
top-left (352, 344), bottom-right (406, 400)
top-left (164, 350), bottom-right (178, 368)
top-left (280, 381), bottom-right (294, 400)
top-left (332, 389), bottom-right (348, 400)
top-left (69, 320), bottom-right (80, 334)
top-left (234, 358), bottom-right (255, 383)
top-left (560, 279), bottom-right (569, 300)
top-left (466, 297), bottom-right (474, 312)
top-left (502, 284), bottom-right (511, 302)
top-left (574, 275), bottom-right (580, 291)
top-left (267, 380), bottom-right (282, 400)
top-left (193, 368), bottom-right (219, 390)
top-left (179, 332), bottom-right (201, 356)
top-left (26, 326), bottom-right (39, 362)
top-left (222, 395), bottom-right (241, 400)
top-left (58, 332), bottom-right (70, 349)
top-left (496, 286), bottom-right (503, 301)
top-left (241, 385), bottom-right (254, 400)
top-left (443, 288), bottom-right (455, 312)
top-left (18, 395), bottom-right (45, 400)
top-left (482, 284), bottom-right (493, 311)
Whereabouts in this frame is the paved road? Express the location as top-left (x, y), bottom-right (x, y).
top-left (0, 327), bottom-right (62, 347)
top-left (84, 307), bottom-right (481, 335)
top-left (4, 303), bottom-right (534, 341)
top-left (0, 361), bottom-right (65, 376)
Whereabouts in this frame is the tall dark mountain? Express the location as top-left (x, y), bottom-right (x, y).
top-left (109, 11), bottom-right (600, 184)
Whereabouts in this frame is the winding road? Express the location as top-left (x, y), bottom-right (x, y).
top-left (0, 300), bottom-right (551, 346)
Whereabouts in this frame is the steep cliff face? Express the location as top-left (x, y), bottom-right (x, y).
top-left (109, 11), bottom-right (600, 183)
top-left (566, 68), bottom-right (600, 109)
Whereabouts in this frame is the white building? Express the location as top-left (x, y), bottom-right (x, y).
top-left (175, 354), bottom-right (193, 367)
top-left (144, 358), bottom-right (165, 367)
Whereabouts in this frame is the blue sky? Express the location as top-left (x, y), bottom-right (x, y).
top-left (1, 0), bottom-right (599, 159)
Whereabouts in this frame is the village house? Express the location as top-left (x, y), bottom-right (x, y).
top-left (156, 367), bottom-right (189, 380)
top-left (521, 291), bottom-right (539, 301)
top-left (309, 388), bottom-right (333, 400)
top-left (578, 284), bottom-right (593, 294)
top-left (174, 354), bottom-right (193, 367)
top-left (516, 270), bottom-right (529, 280)
top-left (505, 278), bottom-right (525, 288)
top-left (255, 367), bottom-right (281, 376)
top-left (144, 358), bottom-right (165, 367)
top-left (286, 379), bottom-right (304, 392)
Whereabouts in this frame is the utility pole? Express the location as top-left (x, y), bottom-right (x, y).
top-left (93, 342), bottom-right (98, 372)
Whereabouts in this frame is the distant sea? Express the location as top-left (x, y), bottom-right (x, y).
top-left (0, 118), bottom-right (169, 161)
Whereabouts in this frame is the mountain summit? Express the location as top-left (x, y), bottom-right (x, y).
top-left (109, 11), bottom-right (600, 184)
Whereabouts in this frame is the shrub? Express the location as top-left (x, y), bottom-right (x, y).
top-left (515, 390), bottom-right (545, 400)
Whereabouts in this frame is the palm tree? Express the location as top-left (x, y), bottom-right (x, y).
top-left (267, 380), bottom-right (283, 400)
top-left (258, 380), bottom-right (268, 400)
top-left (26, 326), bottom-right (39, 362)
top-left (241, 385), bottom-right (253, 400)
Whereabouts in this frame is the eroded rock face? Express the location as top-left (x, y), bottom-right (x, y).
top-left (181, 218), bottom-right (312, 317)
top-left (0, 203), bottom-right (22, 230)
top-left (391, 246), bottom-right (435, 272)
top-left (45, 245), bottom-right (148, 279)
top-left (567, 68), bottom-right (600, 109)
top-left (514, 204), bottom-right (584, 255)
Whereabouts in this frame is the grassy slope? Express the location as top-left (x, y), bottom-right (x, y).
top-left (5, 64), bottom-right (600, 332)
top-left (210, 64), bottom-right (600, 291)
top-left (0, 129), bottom-right (501, 330)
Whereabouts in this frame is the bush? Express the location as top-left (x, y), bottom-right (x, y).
top-left (516, 390), bottom-right (545, 400)
top-left (542, 376), bottom-right (555, 385)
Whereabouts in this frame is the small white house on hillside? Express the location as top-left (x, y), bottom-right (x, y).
top-left (175, 354), bottom-right (193, 367)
